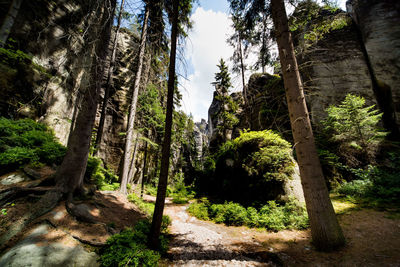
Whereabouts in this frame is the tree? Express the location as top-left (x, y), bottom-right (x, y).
top-left (0, 0), bottom-right (22, 47)
top-left (149, 0), bottom-right (194, 248)
top-left (120, 3), bottom-right (150, 195)
top-left (323, 94), bottom-right (386, 163)
top-left (228, 12), bottom-right (248, 99)
top-left (94, 0), bottom-right (125, 154)
top-left (270, 0), bottom-right (345, 251)
top-left (0, 0), bottom-right (117, 246)
top-left (212, 58), bottom-right (239, 140)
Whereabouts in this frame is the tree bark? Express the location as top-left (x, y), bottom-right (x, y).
top-left (238, 35), bottom-right (247, 101)
top-left (94, 0), bottom-right (125, 155)
top-left (56, 1), bottom-right (115, 194)
top-left (140, 140), bottom-right (148, 198)
top-left (0, 0), bottom-right (116, 248)
top-left (270, 0), bottom-right (345, 251)
top-left (0, 0), bottom-right (22, 47)
top-left (149, 0), bottom-right (179, 249)
top-left (120, 6), bottom-right (150, 194)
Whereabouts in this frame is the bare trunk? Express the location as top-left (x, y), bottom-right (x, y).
top-left (0, 1), bottom-right (116, 246)
top-left (127, 131), bottom-right (139, 184)
top-left (0, 0), bottom-right (22, 47)
top-left (149, 0), bottom-right (178, 249)
top-left (94, 0), bottom-right (125, 155)
top-left (56, 0), bottom-right (115, 194)
top-left (238, 35), bottom-right (247, 101)
top-left (270, 0), bottom-right (345, 251)
top-left (120, 7), bottom-right (150, 194)
top-left (140, 140), bottom-right (148, 198)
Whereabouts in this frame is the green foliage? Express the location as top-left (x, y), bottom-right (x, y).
top-left (128, 193), bottom-right (155, 216)
top-left (324, 94), bottom-right (386, 149)
top-left (99, 219), bottom-right (170, 267)
top-left (289, 1), bottom-right (351, 46)
top-left (188, 198), bottom-right (308, 231)
top-left (197, 130), bottom-right (294, 205)
top-left (85, 156), bottom-right (119, 191)
top-left (213, 58), bottom-right (232, 93)
top-left (0, 118), bottom-right (66, 173)
top-left (171, 173), bottom-right (194, 204)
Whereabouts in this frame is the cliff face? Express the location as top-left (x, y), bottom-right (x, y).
top-left (2, 0), bottom-right (102, 144)
top-left (348, 0), bottom-right (400, 135)
top-left (1, 0), bottom-right (142, 172)
top-left (94, 29), bottom-right (140, 171)
top-left (298, 17), bottom-right (377, 126)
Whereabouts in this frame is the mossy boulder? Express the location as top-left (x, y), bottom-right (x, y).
top-left (203, 130), bottom-right (297, 206)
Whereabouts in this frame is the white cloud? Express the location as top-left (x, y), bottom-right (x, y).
top-left (179, 7), bottom-right (234, 122)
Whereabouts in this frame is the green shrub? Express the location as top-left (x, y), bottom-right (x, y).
top-left (187, 202), bottom-right (209, 220)
top-left (100, 219), bottom-right (170, 267)
top-left (128, 193), bottom-right (155, 216)
top-left (188, 198), bottom-right (308, 231)
top-left (337, 179), bottom-right (373, 197)
top-left (199, 130), bottom-right (294, 205)
top-left (84, 156), bottom-right (119, 191)
top-left (0, 118), bottom-right (66, 173)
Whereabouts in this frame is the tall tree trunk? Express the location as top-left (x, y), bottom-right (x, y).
top-left (149, 0), bottom-right (178, 249)
top-left (56, 0), bottom-right (116, 195)
top-left (120, 6), bottom-right (150, 194)
top-left (94, 0), bottom-right (125, 155)
top-left (0, 0), bottom-right (116, 247)
top-left (128, 131), bottom-right (139, 184)
top-left (270, 0), bottom-right (345, 251)
top-left (0, 0), bottom-right (22, 47)
top-left (238, 35), bottom-right (247, 101)
top-left (140, 140), bottom-right (148, 198)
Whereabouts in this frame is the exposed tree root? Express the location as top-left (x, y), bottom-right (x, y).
top-left (0, 186), bottom-right (52, 207)
top-left (0, 189), bottom-right (63, 250)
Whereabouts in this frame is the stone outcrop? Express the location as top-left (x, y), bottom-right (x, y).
top-left (193, 119), bottom-right (208, 160)
top-left (348, 0), bottom-right (400, 136)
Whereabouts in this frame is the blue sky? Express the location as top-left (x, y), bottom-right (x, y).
top-left (180, 0), bottom-right (348, 122)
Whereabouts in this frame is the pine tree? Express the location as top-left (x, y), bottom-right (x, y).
top-left (324, 94), bottom-right (386, 161)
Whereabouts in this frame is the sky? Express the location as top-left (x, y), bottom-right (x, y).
top-left (179, 0), bottom-right (347, 122)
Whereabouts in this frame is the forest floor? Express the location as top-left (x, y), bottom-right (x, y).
top-left (157, 196), bottom-right (400, 266)
top-left (0, 172), bottom-right (399, 266)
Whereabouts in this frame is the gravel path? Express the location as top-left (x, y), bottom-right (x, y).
top-left (163, 203), bottom-right (281, 267)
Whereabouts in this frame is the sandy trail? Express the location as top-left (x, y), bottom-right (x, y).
top-left (163, 202), bottom-right (281, 266)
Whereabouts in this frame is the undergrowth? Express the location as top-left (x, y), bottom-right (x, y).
top-left (188, 197), bottom-right (308, 231)
top-left (0, 118), bottom-right (66, 173)
top-left (99, 219), bottom-right (170, 267)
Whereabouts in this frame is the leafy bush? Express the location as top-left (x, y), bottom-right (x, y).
top-left (171, 173), bottom-right (195, 204)
top-left (0, 118), bottom-right (66, 173)
top-left (84, 156), bottom-right (119, 190)
top-left (198, 130), bottom-right (294, 205)
top-left (100, 219), bottom-right (170, 267)
top-left (128, 193), bottom-right (155, 216)
top-left (188, 198), bottom-right (308, 231)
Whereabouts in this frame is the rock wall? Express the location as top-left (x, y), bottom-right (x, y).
top-left (348, 0), bottom-right (400, 134)
top-left (94, 29), bottom-right (140, 171)
top-left (298, 13), bottom-right (377, 127)
top-left (3, 0), bottom-right (110, 145)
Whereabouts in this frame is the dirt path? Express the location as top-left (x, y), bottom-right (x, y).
top-left (162, 202), bottom-right (282, 266)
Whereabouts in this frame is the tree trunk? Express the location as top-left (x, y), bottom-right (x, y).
top-left (0, 0), bottom-right (22, 47)
top-left (238, 35), bottom-right (247, 101)
top-left (56, 1), bottom-right (115, 194)
top-left (120, 6), bottom-right (150, 194)
top-left (0, 0), bottom-right (116, 247)
top-left (149, 0), bottom-right (178, 249)
top-left (94, 0), bottom-right (125, 155)
top-left (270, 0), bottom-right (345, 251)
top-left (128, 131), bottom-right (139, 184)
top-left (140, 140), bottom-right (148, 198)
